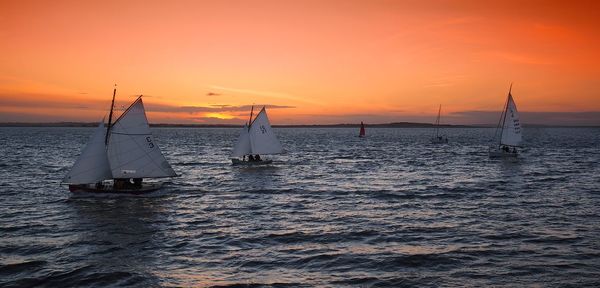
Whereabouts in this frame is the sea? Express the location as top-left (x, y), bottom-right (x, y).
top-left (1, 127), bottom-right (599, 287)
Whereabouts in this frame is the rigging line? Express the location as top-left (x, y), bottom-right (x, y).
top-left (492, 84), bottom-right (511, 145)
top-left (105, 85), bottom-right (117, 145)
top-left (249, 106), bottom-right (266, 127)
top-left (499, 84), bottom-right (512, 146)
top-left (110, 96), bottom-right (143, 130)
top-left (435, 104), bottom-right (441, 138)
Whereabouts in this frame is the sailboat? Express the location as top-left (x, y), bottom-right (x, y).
top-left (359, 121), bottom-right (366, 138)
top-left (430, 105), bottom-right (448, 144)
top-left (63, 87), bottom-right (177, 193)
top-left (231, 106), bottom-right (284, 165)
top-left (489, 84), bottom-right (522, 158)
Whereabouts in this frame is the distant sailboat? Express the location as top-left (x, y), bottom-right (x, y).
top-left (359, 121), bottom-right (366, 138)
top-left (231, 106), bottom-right (284, 165)
top-left (63, 87), bottom-right (177, 193)
top-left (431, 105), bottom-right (448, 144)
top-left (489, 84), bottom-right (522, 158)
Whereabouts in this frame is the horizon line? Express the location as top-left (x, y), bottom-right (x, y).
top-left (1, 121), bottom-right (598, 128)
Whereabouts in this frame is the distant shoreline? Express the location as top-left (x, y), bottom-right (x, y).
top-left (0, 122), bottom-right (598, 128)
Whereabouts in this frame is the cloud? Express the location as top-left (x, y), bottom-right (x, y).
top-left (0, 92), bottom-right (294, 114)
top-left (145, 103), bottom-right (295, 114)
top-left (0, 95), bottom-right (98, 109)
top-left (189, 117), bottom-right (244, 125)
top-left (479, 51), bottom-right (554, 65)
top-left (208, 85), bottom-right (318, 104)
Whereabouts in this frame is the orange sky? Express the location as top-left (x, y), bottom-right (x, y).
top-left (1, 0), bottom-right (599, 125)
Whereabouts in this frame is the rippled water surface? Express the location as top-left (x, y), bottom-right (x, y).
top-left (1, 127), bottom-right (600, 287)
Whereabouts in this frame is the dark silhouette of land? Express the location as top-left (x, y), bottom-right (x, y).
top-left (0, 122), bottom-right (598, 128)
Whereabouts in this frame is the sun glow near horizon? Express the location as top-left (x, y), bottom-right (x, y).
top-left (1, 0), bottom-right (600, 125)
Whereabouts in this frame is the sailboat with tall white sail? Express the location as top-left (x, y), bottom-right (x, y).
top-left (231, 106), bottom-right (284, 165)
top-left (430, 104), bottom-right (448, 144)
top-left (63, 87), bottom-right (177, 193)
top-left (489, 84), bottom-right (522, 158)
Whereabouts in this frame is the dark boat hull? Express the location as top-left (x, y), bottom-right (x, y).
top-left (431, 137), bottom-right (448, 144)
top-left (231, 159), bottom-right (273, 166)
top-left (488, 147), bottom-right (518, 158)
top-left (68, 183), bottom-right (163, 194)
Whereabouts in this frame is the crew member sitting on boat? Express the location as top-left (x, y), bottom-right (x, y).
top-left (114, 178), bottom-right (143, 189)
top-left (254, 154), bottom-right (261, 161)
top-left (133, 178), bottom-right (142, 188)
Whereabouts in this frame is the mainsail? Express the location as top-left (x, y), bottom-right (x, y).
top-left (249, 107), bottom-right (284, 155)
top-left (63, 120), bottom-right (112, 184)
top-left (107, 97), bottom-right (177, 178)
top-left (499, 92), bottom-right (522, 146)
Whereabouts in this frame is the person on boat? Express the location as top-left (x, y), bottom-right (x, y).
top-left (502, 145), bottom-right (509, 152)
top-left (512, 147), bottom-right (517, 154)
top-left (248, 155), bottom-right (255, 162)
top-left (255, 154), bottom-right (261, 161)
top-left (114, 179), bottom-right (125, 189)
top-left (133, 178), bottom-right (142, 189)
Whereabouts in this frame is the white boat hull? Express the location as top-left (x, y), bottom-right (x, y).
top-left (231, 158), bottom-right (273, 166)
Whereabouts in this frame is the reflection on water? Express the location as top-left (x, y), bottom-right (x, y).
top-left (0, 127), bottom-right (599, 286)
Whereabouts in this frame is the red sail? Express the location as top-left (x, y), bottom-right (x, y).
top-left (359, 121), bottom-right (365, 137)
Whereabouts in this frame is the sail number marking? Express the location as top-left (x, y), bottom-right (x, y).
top-left (260, 125), bottom-right (267, 134)
top-left (146, 136), bottom-right (155, 148)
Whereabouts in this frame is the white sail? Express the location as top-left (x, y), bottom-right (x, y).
top-left (231, 124), bottom-right (252, 158)
top-left (107, 97), bottom-right (177, 178)
top-left (248, 107), bottom-right (284, 155)
top-left (500, 94), bottom-right (522, 146)
top-left (63, 120), bottom-right (112, 184)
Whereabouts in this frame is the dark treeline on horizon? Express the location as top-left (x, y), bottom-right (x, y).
top-left (0, 122), bottom-right (598, 128)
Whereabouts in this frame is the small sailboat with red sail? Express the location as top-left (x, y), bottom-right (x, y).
top-left (359, 121), bottom-right (366, 138)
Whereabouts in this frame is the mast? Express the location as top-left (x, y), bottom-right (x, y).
top-left (248, 105), bottom-right (254, 131)
top-left (435, 104), bottom-right (441, 138)
top-left (498, 83), bottom-right (513, 146)
top-left (105, 85), bottom-right (117, 145)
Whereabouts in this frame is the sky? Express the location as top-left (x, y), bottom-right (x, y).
top-left (1, 0), bottom-right (599, 125)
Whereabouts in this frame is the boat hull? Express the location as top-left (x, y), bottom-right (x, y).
top-left (68, 183), bottom-right (163, 194)
top-left (231, 159), bottom-right (273, 166)
top-left (430, 137), bottom-right (448, 144)
top-left (488, 149), bottom-right (518, 158)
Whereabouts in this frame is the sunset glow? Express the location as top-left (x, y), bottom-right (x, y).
top-left (1, 0), bottom-right (599, 125)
